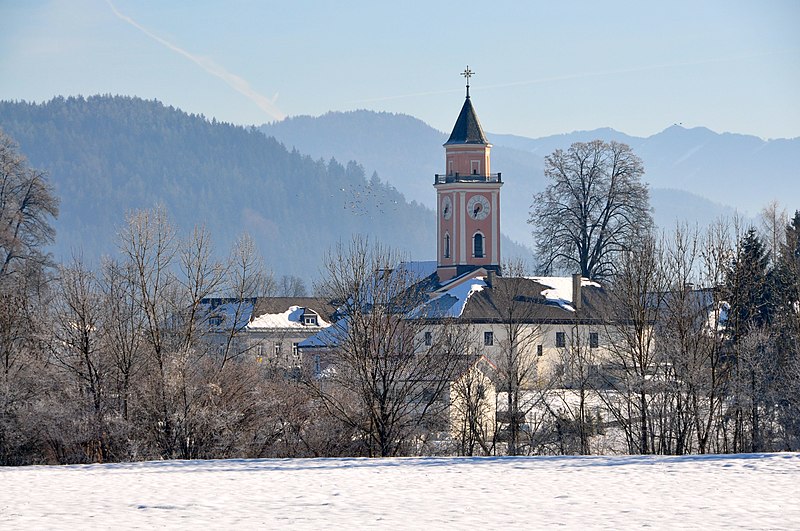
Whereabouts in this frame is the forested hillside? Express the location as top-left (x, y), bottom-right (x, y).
top-left (0, 96), bottom-right (441, 280)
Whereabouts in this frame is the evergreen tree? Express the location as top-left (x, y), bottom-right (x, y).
top-left (775, 211), bottom-right (800, 315)
top-left (725, 228), bottom-right (772, 341)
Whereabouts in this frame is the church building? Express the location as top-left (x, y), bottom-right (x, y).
top-left (206, 69), bottom-right (629, 449)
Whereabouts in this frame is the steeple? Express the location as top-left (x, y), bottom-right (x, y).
top-left (445, 66), bottom-right (489, 146)
top-left (444, 97), bottom-right (489, 145)
top-left (434, 67), bottom-right (503, 282)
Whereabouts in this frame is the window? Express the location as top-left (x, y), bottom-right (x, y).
top-left (274, 342), bottom-right (282, 356)
top-left (444, 233), bottom-right (450, 259)
top-left (304, 315), bottom-right (317, 326)
top-left (255, 344), bottom-right (263, 362)
top-left (537, 344), bottom-right (543, 356)
top-left (555, 332), bottom-right (565, 348)
top-left (473, 233), bottom-right (484, 258)
top-left (589, 332), bottom-right (599, 349)
top-left (209, 316), bottom-right (222, 327)
top-left (292, 342), bottom-right (300, 357)
top-left (471, 160), bottom-right (480, 175)
top-left (484, 331), bottom-right (494, 346)
top-left (424, 331), bottom-right (432, 346)
top-left (448, 160), bottom-right (454, 174)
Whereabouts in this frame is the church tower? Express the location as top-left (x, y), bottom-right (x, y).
top-left (435, 67), bottom-right (502, 282)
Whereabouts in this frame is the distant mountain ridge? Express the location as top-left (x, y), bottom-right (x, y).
top-left (1, 96), bottom-right (794, 281)
top-left (262, 111), bottom-right (798, 244)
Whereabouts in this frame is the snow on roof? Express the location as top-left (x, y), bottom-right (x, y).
top-left (203, 299), bottom-right (255, 330)
top-left (422, 276), bottom-right (486, 318)
top-left (528, 276), bottom-right (600, 312)
top-left (248, 305), bottom-right (331, 330)
top-left (299, 317), bottom-right (348, 348)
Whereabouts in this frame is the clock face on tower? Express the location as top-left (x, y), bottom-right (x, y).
top-left (441, 196), bottom-right (452, 220)
top-left (467, 194), bottom-right (490, 221)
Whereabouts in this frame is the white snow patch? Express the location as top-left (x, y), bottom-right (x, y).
top-left (248, 305), bottom-right (330, 329)
top-left (705, 300), bottom-right (730, 333)
top-left (2, 454), bottom-right (798, 529)
top-left (528, 276), bottom-right (600, 312)
top-left (425, 277), bottom-right (486, 318)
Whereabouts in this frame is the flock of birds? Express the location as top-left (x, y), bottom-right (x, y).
top-left (336, 183), bottom-right (401, 216)
top-left (292, 181), bottom-right (402, 217)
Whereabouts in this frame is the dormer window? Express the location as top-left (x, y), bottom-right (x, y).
top-left (304, 314), bottom-right (318, 326)
top-left (209, 316), bottom-right (222, 327)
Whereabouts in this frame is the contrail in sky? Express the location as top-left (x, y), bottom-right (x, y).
top-left (106, 1), bottom-right (285, 121)
top-left (351, 50), bottom-right (793, 105)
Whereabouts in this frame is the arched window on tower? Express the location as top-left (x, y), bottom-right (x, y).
top-left (473, 232), bottom-right (484, 258)
top-left (444, 233), bottom-right (451, 259)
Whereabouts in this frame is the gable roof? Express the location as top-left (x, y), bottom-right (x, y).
top-left (458, 276), bottom-right (613, 323)
top-left (249, 297), bottom-right (337, 329)
top-left (444, 97), bottom-right (489, 146)
top-left (252, 297), bottom-right (336, 319)
top-left (415, 270), bottom-right (488, 319)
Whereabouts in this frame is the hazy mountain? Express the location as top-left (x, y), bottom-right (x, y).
top-left (1, 96), bottom-right (787, 282)
top-left (262, 112), bottom-right (797, 245)
top-left (262, 111), bottom-right (443, 209)
top-left (261, 111), bottom-right (550, 245)
top-left (2, 96), bottom-right (510, 281)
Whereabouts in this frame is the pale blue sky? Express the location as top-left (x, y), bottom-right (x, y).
top-left (2, 0), bottom-right (798, 139)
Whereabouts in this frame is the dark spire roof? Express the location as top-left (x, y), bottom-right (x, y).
top-left (444, 96), bottom-right (489, 146)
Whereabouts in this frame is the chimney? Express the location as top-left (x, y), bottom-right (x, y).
top-left (486, 270), bottom-right (495, 288)
top-left (572, 273), bottom-right (583, 311)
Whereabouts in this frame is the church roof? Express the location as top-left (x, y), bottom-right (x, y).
top-left (444, 96), bottom-right (489, 146)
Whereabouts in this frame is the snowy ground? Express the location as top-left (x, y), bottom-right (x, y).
top-left (2, 453), bottom-right (799, 529)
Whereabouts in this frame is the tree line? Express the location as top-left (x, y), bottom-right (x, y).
top-left (523, 140), bottom-right (799, 455)
top-left (1, 129), bottom-right (798, 464)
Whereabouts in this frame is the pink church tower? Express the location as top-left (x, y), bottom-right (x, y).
top-left (435, 67), bottom-right (502, 282)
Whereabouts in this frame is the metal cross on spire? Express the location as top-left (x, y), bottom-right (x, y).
top-left (461, 66), bottom-right (474, 98)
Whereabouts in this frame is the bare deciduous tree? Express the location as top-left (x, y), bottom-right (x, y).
top-left (99, 257), bottom-right (146, 423)
top-left (0, 130), bottom-right (59, 465)
top-left (759, 200), bottom-right (787, 264)
top-left (530, 140), bottom-right (652, 280)
top-left (604, 234), bottom-right (667, 454)
top-left (309, 237), bottom-right (469, 457)
top-left (277, 274), bottom-right (307, 297)
top-left (216, 234), bottom-right (274, 366)
top-left (0, 131), bottom-right (59, 279)
top-left (448, 346), bottom-right (494, 456)
top-left (484, 263), bottom-right (545, 456)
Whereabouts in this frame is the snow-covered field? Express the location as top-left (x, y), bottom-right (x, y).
top-left (3, 453), bottom-right (799, 529)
